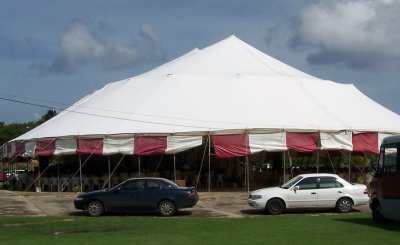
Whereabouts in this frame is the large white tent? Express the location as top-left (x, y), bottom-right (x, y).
top-left (3, 35), bottom-right (400, 159)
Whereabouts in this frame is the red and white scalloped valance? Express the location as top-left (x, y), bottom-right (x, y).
top-left (1, 135), bottom-right (203, 159)
top-left (0, 132), bottom-right (393, 159)
top-left (212, 131), bottom-right (389, 158)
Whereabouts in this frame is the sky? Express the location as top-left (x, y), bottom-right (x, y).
top-left (1, 0), bottom-right (400, 124)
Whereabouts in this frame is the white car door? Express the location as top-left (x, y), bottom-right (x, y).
top-left (317, 177), bottom-right (344, 208)
top-left (287, 177), bottom-right (318, 208)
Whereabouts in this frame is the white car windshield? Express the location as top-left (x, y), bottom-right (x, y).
top-left (280, 176), bottom-right (303, 189)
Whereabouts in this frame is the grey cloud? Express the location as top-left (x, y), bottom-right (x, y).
top-left (29, 20), bottom-right (166, 76)
top-left (136, 24), bottom-right (165, 61)
top-left (289, 0), bottom-right (400, 70)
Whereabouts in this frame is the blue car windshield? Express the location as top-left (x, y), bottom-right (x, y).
top-left (280, 176), bottom-right (303, 189)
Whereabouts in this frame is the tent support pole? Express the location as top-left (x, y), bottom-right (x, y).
top-left (283, 152), bottom-right (286, 183)
top-left (57, 161), bottom-right (60, 192)
top-left (108, 156), bottom-right (111, 189)
top-left (288, 151), bottom-right (293, 179)
top-left (208, 134), bottom-right (211, 193)
top-left (138, 156), bottom-right (141, 178)
top-left (79, 155), bottom-right (83, 193)
top-left (317, 151), bottom-right (320, 173)
top-left (38, 160), bottom-right (41, 189)
top-left (243, 156), bottom-right (247, 192)
top-left (173, 154), bottom-right (176, 183)
top-left (348, 152), bottom-right (351, 182)
top-left (246, 155), bottom-right (249, 193)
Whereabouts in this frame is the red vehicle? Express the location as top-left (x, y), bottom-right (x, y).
top-left (369, 135), bottom-right (400, 221)
top-left (0, 171), bottom-right (7, 181)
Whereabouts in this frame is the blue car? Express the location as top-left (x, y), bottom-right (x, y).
top-left (74, 177), bottom-right (199, 217)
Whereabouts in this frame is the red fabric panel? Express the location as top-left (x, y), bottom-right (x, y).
top-left (134, 136), bottom-right (167, 156)
top-left (15, 141), bottom-right (25, 157)
top-left (286, 132), bottom-right (320, 152)
top-left (77, 138), bottom-right (104, 155)
top-left (352, 132), bottom-right (378, 154)
top-left (36, 140), bottom-right (56, 156)
top-left (212, 134), bottom-right (250, 159)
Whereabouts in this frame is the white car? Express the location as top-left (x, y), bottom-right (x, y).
top-left (248, 173), bottom-right (369, 215)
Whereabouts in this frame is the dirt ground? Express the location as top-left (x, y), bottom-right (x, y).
top-left (0, 190), bottom-right (371, 218)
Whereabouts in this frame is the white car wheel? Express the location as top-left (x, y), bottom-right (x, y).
top-left (266, 198), bottom-right (284, 215)
top-left (336, 198), bottom-right (352, 213)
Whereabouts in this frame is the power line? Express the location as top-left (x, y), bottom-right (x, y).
top-left (0, 97), bottom-right (56, 110)
top-left (0, 96), bottom-right (216, 130)
top-left (0, 92), bottom-right (69, 108)
top-left (0, 93), bottom-right (256, 128)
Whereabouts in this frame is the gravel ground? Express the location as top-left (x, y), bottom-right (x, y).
top-left (0, 190), bottom-right (370, 218)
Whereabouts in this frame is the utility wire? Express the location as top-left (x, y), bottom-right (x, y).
top-left (0, 94), bottom-right (263, 129)
top-left (0, 97), bottom-right (57, 110)
top-left (0, 96), bottom-right (215, 130)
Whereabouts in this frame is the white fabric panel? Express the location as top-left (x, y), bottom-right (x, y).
top-left (54, 139), bottom-right (77, 155)
top-left (0, 144), bottom-right (6, 159)
top-left (103, 137), bottom-right (134, 155)
top-left (320, 131), bottom-right (353, 150)
top-left (378, 133), bottom-right (396, 149)
top-left (166, 136), bottom-right (203, 154)
top-left (24, 141), bottom-right (36, 157)
top-left (249, 132), bottom-right (287, 153)
top-left (8, 142), bottom-right (16, 158)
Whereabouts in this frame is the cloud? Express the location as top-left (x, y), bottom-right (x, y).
top-left (29, 19), bottom-right (166, 75)
top-left (290, 0), bottom-right (400, 70)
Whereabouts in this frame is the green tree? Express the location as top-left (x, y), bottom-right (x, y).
top-left (0, 110), bottom-right (57, 146)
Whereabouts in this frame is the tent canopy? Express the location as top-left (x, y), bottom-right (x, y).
top-left (3, 35), bottom-right (400, 158)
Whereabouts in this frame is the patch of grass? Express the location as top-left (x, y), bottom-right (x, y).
top-left (0, 213), bottom-right (399, 244)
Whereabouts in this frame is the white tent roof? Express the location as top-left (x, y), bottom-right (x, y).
top-left (15, 35), bottom-right (400, 141)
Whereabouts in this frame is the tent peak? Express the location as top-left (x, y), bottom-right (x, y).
top-left (13, 35), bottom-right (400, 143)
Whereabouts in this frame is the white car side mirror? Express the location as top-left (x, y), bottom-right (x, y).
top-left (293, 186), bottom-right (300, 192)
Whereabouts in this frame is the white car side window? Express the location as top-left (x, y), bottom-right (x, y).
top-left (296, 177), bottom-right (318, 190)
top-left (319, 177), bottom-right (338, 189)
